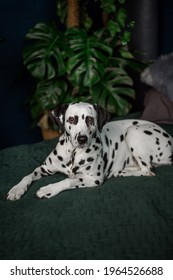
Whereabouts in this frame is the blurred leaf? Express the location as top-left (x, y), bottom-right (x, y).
top-left (118, 0), bottom-right (126, 4)
top-left (107, 20), bottom-right (121, 37)
top-left (23, 23), bottom-right (66, 80)
top-left (30, 78), bottom-right (69, 120)
top-left (56, 0), bottom-right (67, 25)
top-left (66, 28), bottom-right (112, 88)
top-left (121, 31), bottom-right (131, 45)
top-left (100, 0), bottom-right (117, 13)
top-left (128, 21), bottom-right (135, 28)
top-left (119, 48), bottom-right (134, 59)
top-left (90, 67), bottom-right (135, 115)
top-left (117, 8), bottom-right (127, 28)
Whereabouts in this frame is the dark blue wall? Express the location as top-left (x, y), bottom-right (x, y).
top-left (0, 0), bottom-right (57, 149)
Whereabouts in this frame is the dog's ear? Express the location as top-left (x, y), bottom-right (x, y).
top-left (51, 104), bottom-right (69, 133)
top-left (93, 104), bottom-right (111, 132)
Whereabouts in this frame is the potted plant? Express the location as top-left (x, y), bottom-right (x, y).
top-left (23, 0), bottom-right (144, 139)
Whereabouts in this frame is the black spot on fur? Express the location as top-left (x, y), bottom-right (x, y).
top-left (120, 134), bottom-right (124, 142)
top-left (47, 169), bottom-right (54, 174)
top-left (60, 139), bottom-right (65, 145)
top-left (95, 180), bottom-right (100, 185)
top-left (86, 166), bottom-right (91, 170)
top-left (144, 130), bottom-right (153, 135)
top-left (163, 132), bottom-right (170, 138)
top-left (103, 152), bottom-right (108, 170)
top-left (105, 135), bottom-right (109, 146)
top-left (150, 155), bottom-right (153, 162)
top-left (112, 149), bottom-right (115, 159)
top-left (87, 157), bottom-right (94, 162)
top-left (133, 121), bottom-right (139, 125)
top-left (79, 159), bottom-right (85, 165)
top-left (141, 161), bottom-right (147, 166)
top-left (92, 144), bottom-right (99, 151)
top-left (66, 160), bottom-right (72, 167)
top-left (115, 142), bottom-right (118, 150)
top-left (97, 164), bottom-right (101, 170)
top-left (53, 149), bottom-right (57, 155)
top-left (75, 186), bottom-right (79, 189)
top-left (58, 156), bottom-right (63, 161)
top-left (46, 193), bottom-right (51, 197)
top-left (41, 167), bottom-right (47, 174)
top-left (66, 131), bottom-right (70, 137)
top-left (61, 164), bottom-right (66, 168)
top-left (126, 157), bottom-right (130, 164)
top-left (156, 138), bottom-right (160, 145)
top-left (85, 148), bottom-right (91, 153)
top-left (79, 178), bottom-right (83, 182)
top-left (131, 147), bottom-right (134, 152)
top-left (107, 161), bottom-right (113, 175)
top-left (34, 171), bottom-right (37, 176)
top-left (168, 154), bottom-right (173, 163)
top-left (168, 140), bottom-right (171, 146)
top-left (49, 157), bottom-right (52, 164)
top-left (123, 160), bottom-right (126, 169)
top-left (96, 137), bottom-right (101, 144)
top-left (72, 166), bottom-right (79, 174)
top-left (153, 129), bottom-right (161, 133)
top-left (97, 172), bottom-right (101, 176)
top-left (82, 114), bottom-right (85, 120)
top-left (159, 152), bottom-right (163, 157)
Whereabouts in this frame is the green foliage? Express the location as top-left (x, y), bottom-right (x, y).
top-left (23, 0), bottom-right (145, 125)
top-left (66, 28), bottom-right (112, 88)
top-left (90, 67), bottom-right (135, 115)
top-left (23, 23), bottom-right (67, 79)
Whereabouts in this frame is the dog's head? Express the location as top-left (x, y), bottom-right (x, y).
top-left (51, 102), bottom-right (111, 148)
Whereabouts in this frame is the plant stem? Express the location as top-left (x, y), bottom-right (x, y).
top-left (67, 0), bottom-right (79, 28)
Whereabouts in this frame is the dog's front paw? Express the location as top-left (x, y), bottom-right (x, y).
top-left (7, 184), bottom-right (27, 201)
top-left (36, 185), bottom-right (54, 199)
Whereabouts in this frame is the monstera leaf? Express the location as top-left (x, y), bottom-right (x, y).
top-left (23, 23), bottom-right (66, 80)
top-left (65, 28), bottom-right (113, 88)
top-left (30, 79), bottom-right (68, 121)
top-left (90, 67), bottom-right (135, 115)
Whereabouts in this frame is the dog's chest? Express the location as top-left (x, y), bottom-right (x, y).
top-left (57, 136), bottom-right (103, 177)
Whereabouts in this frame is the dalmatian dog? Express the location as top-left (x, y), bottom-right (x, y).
top-left (7, 102), bottom-right (173, 200)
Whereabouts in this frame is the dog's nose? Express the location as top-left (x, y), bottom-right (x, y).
top-left (77, 135), bottom-right (88, 145)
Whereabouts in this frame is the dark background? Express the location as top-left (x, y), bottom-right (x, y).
top-left (0, 0), bottom-right (173, 150)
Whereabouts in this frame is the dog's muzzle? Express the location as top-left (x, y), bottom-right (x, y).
top-left (77, 135), bottom-right (88, 146)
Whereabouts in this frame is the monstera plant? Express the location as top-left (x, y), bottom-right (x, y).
top-left (23, 0), bottom-right (144, 136)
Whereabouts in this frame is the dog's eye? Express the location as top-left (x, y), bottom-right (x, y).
top-left (68, 116), bottom-right (78, 124)
top-left (86, 116), bottom-right (94, 126)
